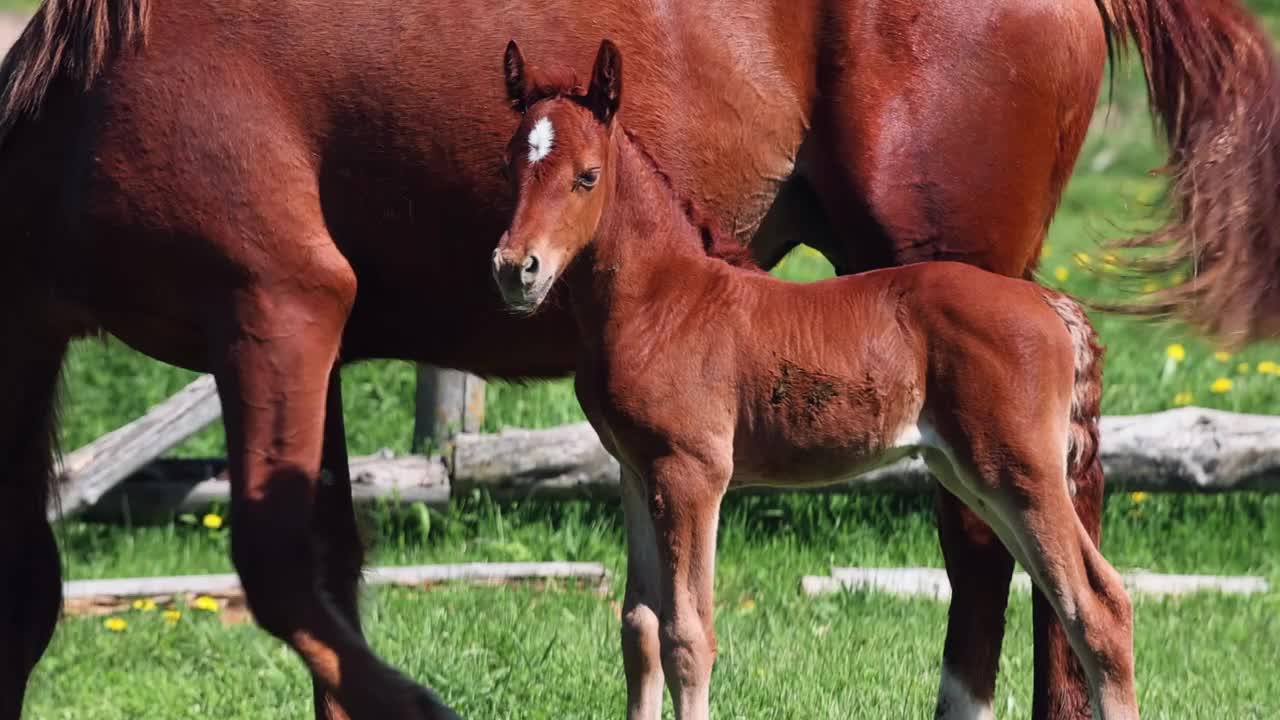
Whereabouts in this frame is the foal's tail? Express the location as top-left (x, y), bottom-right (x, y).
top-left (1093, 0), bottom-right (1280, 347)
top-left (1041, 292), bottom-right (1105, 506)
top-left (0, 0), bottom-right (150, 150)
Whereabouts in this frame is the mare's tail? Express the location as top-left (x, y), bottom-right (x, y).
top-left (1092, 0), bottom-right (1280, 347)
top-left (0, 0), bottom-right (150, 149)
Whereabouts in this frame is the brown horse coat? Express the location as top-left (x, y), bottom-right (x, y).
top-left (1, 0), bottom-right (1277, 718)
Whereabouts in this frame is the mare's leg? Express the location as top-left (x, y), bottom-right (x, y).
top-left (803, 4), bottom-right (1107, 715)
top-left (312, 370), bottom-right (366, 720)
top-left (215, 253), bottom-right (457, 720)
top-left (0, 333), bottom-right (67, 720)
top-left (649, 454), bottom-right (728, 720)
top-left (620, 468), bottom-right (665, 720)
top-left (934, 494), bottom-right (1013, 719)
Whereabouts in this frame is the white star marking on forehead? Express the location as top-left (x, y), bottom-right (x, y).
top-left (527, 117), bottom-right (555, 164)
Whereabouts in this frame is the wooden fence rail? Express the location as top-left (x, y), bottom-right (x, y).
top-left (52, 371), bottom-right (1280, 523)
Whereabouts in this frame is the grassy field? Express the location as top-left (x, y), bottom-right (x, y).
top-left (13, 1), bottom-right (1280, 717)
top-left (27, 492), bottom-right (1280, 719)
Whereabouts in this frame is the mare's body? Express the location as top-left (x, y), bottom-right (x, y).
top-left (493, 49), bottom-right (1135, 718)
top-left (3, 0), bottom-right (1278, 717)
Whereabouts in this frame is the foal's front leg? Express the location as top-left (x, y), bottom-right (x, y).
top-left (648, 453), bottom-right (730, 720)
top-left (621, 468), bottom-right (665, 720)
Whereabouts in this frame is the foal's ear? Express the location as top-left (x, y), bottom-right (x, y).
top-left (586, 39), bottom-right (622, 125)
top-left (504, 40), bottom-right (530, 113)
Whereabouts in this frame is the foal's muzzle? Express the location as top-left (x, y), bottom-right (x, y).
top-left (492, 240), bottom-right (552, 311)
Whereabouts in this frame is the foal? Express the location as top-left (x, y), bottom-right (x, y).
top-left (493, 40), bottom-right (1137, 720)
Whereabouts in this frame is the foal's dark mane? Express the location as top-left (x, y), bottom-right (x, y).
top-left (522, 79), bottom-right (759, 272)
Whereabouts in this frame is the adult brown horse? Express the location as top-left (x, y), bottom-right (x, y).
top-left (0, 0), bottom-right (1276, 719)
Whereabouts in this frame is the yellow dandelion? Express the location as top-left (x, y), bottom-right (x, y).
top-left (1169, 271), bottom-right (1186, 286)
top-left (131, 598), bottom-right (157, 612)
top-left (1173, 391), bottom-right (1194, 406)
top-left (1142, 281), bottom-right (1160, 293)
top-left (1129, 491), bottom-right (1150, 503)
top-left (1259, 361), bottom-right (1279, 375)
top-left (739, 596), bottom-right (757, 612)
top-left (192, 596), bottom-right (220, 613)
top-left (1042, 244), bottom-right (1054, 258)
top-left (1053, 266), bottom-right (1070, 282)
top-left (1238, 362), bottom-right (1251, 375)
top-left (1074, 252), bottom-right (1092, 267)
top-left (1214, 351), bottom-right (1232, 363)
top-left (1165, 344), bottom-right (1186, 362)
top-left (1210, 377), bottom-right (1234, 394)
top-left (202, 513), bottom-right (223, 530)
top-left (104, 617), bottom-right (128, 632)
top-left (163, 610), bottom-right (182, 624)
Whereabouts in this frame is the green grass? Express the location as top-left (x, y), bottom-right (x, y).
top-left (17, 2), bottom-right (1280, 717)
top-left (27, 492), bottom-right (1280, 718)
top-left (27, 585), bottom-right (1280, 719)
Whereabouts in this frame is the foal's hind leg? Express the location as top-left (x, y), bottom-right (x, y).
top-left (927, 450), bottom-right (1137, 720)
top-left (311, 371), bottom-right (366, 720)
top-left (214, 257), bottom-right (457, 720)
top-left (620, 468), bottom-right (665, 720)
top-left (0, 334), bottom-right (67, 720)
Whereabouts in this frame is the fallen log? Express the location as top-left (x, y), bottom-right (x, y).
top-left (79, 452), bottom-right (450, 523)
top-left (801, 566), bottom-right (1270, 600)
top-left (68, 404), bottom-right (1280, 523)
top-left (63, 561), bottom-right (610, 603)
top-left (451, 422), bottom-right (622, 500)
top-left (53, 375), bottom-right (222, 521)
top-left (451, 407), bottom-right (1280, 496)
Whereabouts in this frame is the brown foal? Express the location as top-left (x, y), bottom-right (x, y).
top-left (494, 41), bottom-right (1137, 720)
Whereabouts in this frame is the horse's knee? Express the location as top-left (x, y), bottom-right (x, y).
top-left (658, 615), bottom-right (713, 683)
top-left (621, 602), bottom-right (661, 659)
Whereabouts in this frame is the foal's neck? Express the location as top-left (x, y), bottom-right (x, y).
top-left (569, 131), bottom-right (716, 325)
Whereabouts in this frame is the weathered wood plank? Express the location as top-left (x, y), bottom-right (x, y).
top-left (63, 561), bottom-right (609, 600)
top-left (79, 453), bottom-right (451, 523)
top-left (801, 567), bottom-right (1270, 600)
top-left (52, 374), bottom-right (222, 521)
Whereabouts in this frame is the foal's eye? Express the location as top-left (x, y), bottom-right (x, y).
top-left (573, 168), bottom-right (600, 191)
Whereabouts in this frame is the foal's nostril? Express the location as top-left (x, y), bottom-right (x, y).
top-left (521, 255), bottom-right (540, 287)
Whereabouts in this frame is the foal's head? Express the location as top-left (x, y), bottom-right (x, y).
top-left (492, 39), bottom-right (622, 312)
